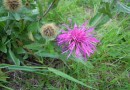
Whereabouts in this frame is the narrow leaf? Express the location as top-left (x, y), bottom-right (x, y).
top-left (48, 67), bottom-right (96, 89)
top-left (89, 13), bottom-right (103, 26)
top-left (35, 52), bottom-right (59, 58)
top-left (0, 16), bottom-right (8, 22)
top-left (24, 43), bottom-right (43, 50)
top-left (0, 64), bottom-right (10, 68)
top-left (8, 66), bottom-right (37, 72)
top-left (9, 50), bottom-right (20, 65)
top-left (0, 84), bottom-right (13, 90)
top-left (116, 1), bottom-right (130, 13)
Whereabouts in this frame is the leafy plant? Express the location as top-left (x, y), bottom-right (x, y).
top-left (0, 0), bottom-right (130, 89)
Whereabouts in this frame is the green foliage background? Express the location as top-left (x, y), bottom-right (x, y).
top-left (0, 0), bottom-right (130, 89)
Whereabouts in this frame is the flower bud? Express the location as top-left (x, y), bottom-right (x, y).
top-left (3, 0), bottom-right (22, 12)
top-left (40, 23), bottom-right (59, 40)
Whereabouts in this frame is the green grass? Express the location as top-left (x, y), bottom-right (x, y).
top-left (0, 0), bottom-right (130, 90)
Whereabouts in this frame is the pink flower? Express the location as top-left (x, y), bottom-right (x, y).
top-left (57, 22), bottom-right (99, 60)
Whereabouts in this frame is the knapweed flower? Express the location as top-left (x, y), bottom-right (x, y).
top-left (40, 23), bottom-right (59, 40)
top-left (57, 22), bottom-right (99, 60)
top-left (3, 0), bottom-right (22, 12)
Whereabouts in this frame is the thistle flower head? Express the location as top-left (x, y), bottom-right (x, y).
top-left (3, 0), bottom-right (22, 12)
top-left (40, 23), bottom-right (59, 40)
top-left (57, 21), bottom-right (99, 60)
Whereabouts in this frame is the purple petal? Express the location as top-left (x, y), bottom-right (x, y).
top-left (74, 23), bottom-right (78, 28)
top-left (89, 37), bottom-right (100, 43)
top-left (75, 44), bottom-right (80, 57)
top-left (68, 42), bottom-right (75, 51)
top-left (86, 27), bottom-right (94, 33)
top-left (67, 42), bottom-right (75, 58)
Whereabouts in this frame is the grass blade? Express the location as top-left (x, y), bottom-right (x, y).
top-left (8, 49), bottom-right (20, 66)
top-left (48, 67), bottom-right (96, 89)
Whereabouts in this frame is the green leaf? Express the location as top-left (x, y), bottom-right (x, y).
top-left (35, 51), bottom-right (59, 58)
top-left (0, 7), bottom-right (6, 14)
top-left (89, 13), bottom-right (103, 26)
top-left (31, 9), bottom-right (39, 15)
top-left (89, 12), bottom-right (110, 27)
top-left (0, 84), bottom-right (13, 90)
top-left (28, 31), bottom-right (35, 41)
top-left (8, 49), bottom-right (20, 65)
top-left (27, 22), bottom-right (39, 33)
top-left (23, 54), bottom-right (28, 60)
top-left (0, 43), bottom-right (7, 53)
top-left (13, 13), bottom-right (21, 21)
top-left (23, 16), bottom-right (34, 21)
top-left (0, 70), bottom-right (8, 82)
top-left (0, 64), bottom-right (48, 76)
top-left (52, 0), bottom-right (60, 9)
top-left (0, 22), bottom-right (5, 29)
top-left (2, 36), bottom-right (7, 43)
top-left (37, 0), bottom-right (44, 16)
top-left (98, 15), bottom-right (110, 26)
top-left (16, 47), bottom-right (26, 54)
top-left (48, 67), bottom-right (96, 89)
top-left (8, 66), bottom-right (37, 72)
top-left (102, 0), bottom-right (114, 3)
top-left (24, 43), bottom-right (43, 50)
top-left (99, 3), bottom-right (112, 18)
top-left (116, 1), bottom-right (130, 13)
top-left (0, 16), bottom-right (8, 22)
top-left (0, 64), bottom-right (47, 72)
top-left (47, 0), bottom-right (60, 9)
top-left (0, 64), bottom-right (10, 68)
